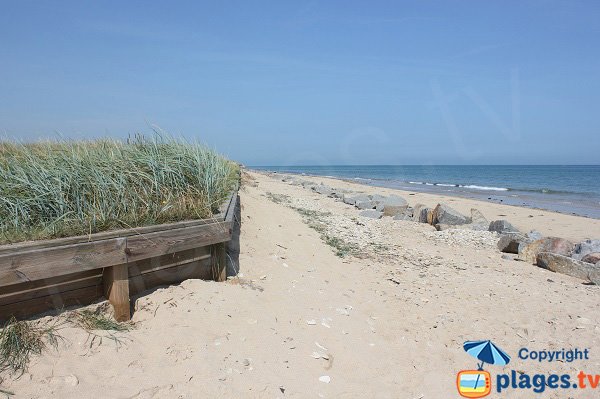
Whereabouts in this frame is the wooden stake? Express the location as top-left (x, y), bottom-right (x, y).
top-left (211, 243), bottom-right (226, 282)
top-left (103, 264), bottom-right (130, 321)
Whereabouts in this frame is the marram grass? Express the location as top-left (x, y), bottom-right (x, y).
top-left (0, 133), bottom-right (239, 244)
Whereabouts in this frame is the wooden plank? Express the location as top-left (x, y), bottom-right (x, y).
top-left (0, 269), bottom-right (102, 296)
top-left (0, 274), bottom-right (102, 306)
top-left (224, 193), bottom-right (239, 224)
top-left (127, 247), bottom-right (211, 277)
top-left (103, 264), bottom-right (130, 321)
top-left (0, 285), bottom-right (103, 322)
top-left (211, 243), bottom-right (227, 282)
top-left (0, 193), bottom-right (236, 255)
top-left (129, 257), bottom-right (212, 296)
top-left (0, 238), bottom-right (127, 286)
top-left (126, 222), bottom-right (231, 263)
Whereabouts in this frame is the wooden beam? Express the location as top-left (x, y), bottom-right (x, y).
top-left (211, 243), bottom-right (227, 282)
top-left (103, 264), bottom-right (130, 321)
top-left (0, 238), bottom-right (127, 286)
top-left (126, 222), bottom-right (231, 263)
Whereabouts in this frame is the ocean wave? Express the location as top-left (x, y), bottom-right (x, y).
top-left (462, 185), bottom-right (509, 191)
top-left (407, 181), bottom-right (508, 191)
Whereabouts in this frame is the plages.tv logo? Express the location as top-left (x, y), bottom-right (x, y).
top-left (457, 340), bottom-right (511, 398)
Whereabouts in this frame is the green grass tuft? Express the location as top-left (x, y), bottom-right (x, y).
top-left (70, 310), bottom-right (131, 332)
top-left (0, 317), bottom-right (63, 377)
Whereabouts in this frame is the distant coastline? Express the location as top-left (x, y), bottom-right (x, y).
top-left (251, 165), bottom-right (600, 219)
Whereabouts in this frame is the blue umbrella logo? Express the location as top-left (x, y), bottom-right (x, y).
top-left (464, 340), bottom-right (511, 370)
top-left (461, 340), bottom-right (511, 395)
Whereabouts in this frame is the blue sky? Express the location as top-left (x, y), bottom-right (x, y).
top-left (1, 1), bottom-right (598, 165)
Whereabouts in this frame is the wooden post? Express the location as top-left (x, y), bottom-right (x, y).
top-left (211, 243), bottom-right (226, 282)
top-left (103, 264), bottom-right (130, 321)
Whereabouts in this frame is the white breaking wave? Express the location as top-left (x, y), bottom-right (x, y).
top-left (462, 185), bottom-right (508, 191)
top-left (407, 181), bottom-right (508, 191)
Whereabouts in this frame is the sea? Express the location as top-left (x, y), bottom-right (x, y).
top-left (251, 165), bottom-right (600, 219)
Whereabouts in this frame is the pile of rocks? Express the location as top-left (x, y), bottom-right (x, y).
top-left (276, 173), bottom-right (600, 285)
top-left (497, 229), bottom-right (600, 284)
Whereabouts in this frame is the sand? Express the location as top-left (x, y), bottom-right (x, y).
top-left (3, 170), bottom-right (599, 398)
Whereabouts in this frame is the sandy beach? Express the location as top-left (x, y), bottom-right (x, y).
top-left (3, 170), bottom-right (600, 398)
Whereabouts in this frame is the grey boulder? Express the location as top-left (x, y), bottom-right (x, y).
top-left (582, 252), bottom-right (600, 264)
top-left (489, 220), bottom-right (520, 234)
top-left (536, 252), bottom-right (600, 285)
top-left (572, 239), bottom-right (600, 261)
top-left (432, 203), bottom-right (469, 226)
top-left (379, 195), bottom-right (408, 217)
top-left (359, 210), bottom-right (383, 219)
top-left (519, 237), bottom-right (575, 264)
top-left (356, 200), bottom-right (376, 210)
top-left (497, 232), bottom-right (531, 254)
top-left (313, 184), bottom-right (333, 196)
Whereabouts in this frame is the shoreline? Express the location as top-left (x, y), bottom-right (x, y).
top-left (251, 169), bottom-right (600, 242)
top-left (250, 167), bottom-right (600, 219)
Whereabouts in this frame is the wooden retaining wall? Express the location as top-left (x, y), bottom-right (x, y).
top-left (0, 193), bottom-right (239, 322)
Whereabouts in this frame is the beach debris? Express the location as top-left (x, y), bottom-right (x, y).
top-left (489, 219), bottom-right (520, 234)
top-left (315, 342), bottom-right (328, 351)
top-left (306, 319), bottom-right (317, 325)
top-left (536, 252), bottom-right (600, 284)
top-left (359, 210), bottom-right (383, 219)
top-left (319, 375), bottom-right (331, 384)
top-left (321, 318), bottom-right (332, 328)
top-left (520, 237), bottom-right (575, 264)
top-left (259, 275), bottom-right (267, 280)
top-left (311, 352), bottom-right (329, 360)
top-left (572, 239), bottom-right (600, 261)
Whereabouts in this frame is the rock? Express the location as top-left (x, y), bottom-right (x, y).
top-left (519, 237), bottom-right (575, 264)
top-left (426, 208), bottom-right (435, 225)
top-left (359, 210), bottom-right (383, 219)
top-left (342, 194), bottom-right (356, 205)
top-left (356, 200), bottom-right (376, 210)
top-left (319, 376), bottom-right (331, 384)
top-left (411, 204), bottom-right (426, 221)
top-left (379, 195), bottom-right (408, 217)
top-left (313, 184), bottom-right (333, 196)
top-left (572, 239), bottom-right (600, 261)
top-left (489, 220), bottom-right (519, 234)
top-left (501, 254), bottom-right (514, 261)
top-left (536, 252), bottom-right (600, 284)
top-left (369, 194), bottom-right (387, 203)
top-left (432, 203), bottom-right (469, 226)
top-left (470, 209), bottom-right (488, 230)
top-left (582, 253), bottom-right (600, 264)
top-left (497, 232), bottom-right (532, 254)
top-left (393, 214), bottom-right (413, 221)
top-left (527, 230), bottom-right (543, 241)
top-left (342, 193), bottom-right (368, 205)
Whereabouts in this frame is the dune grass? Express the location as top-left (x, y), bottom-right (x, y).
top-left (0, 317), bottom-right (63, 378)
top-left (69, 310), bottom-right (130, 332)
top-left (0, 132), bottom-right (239, 244)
